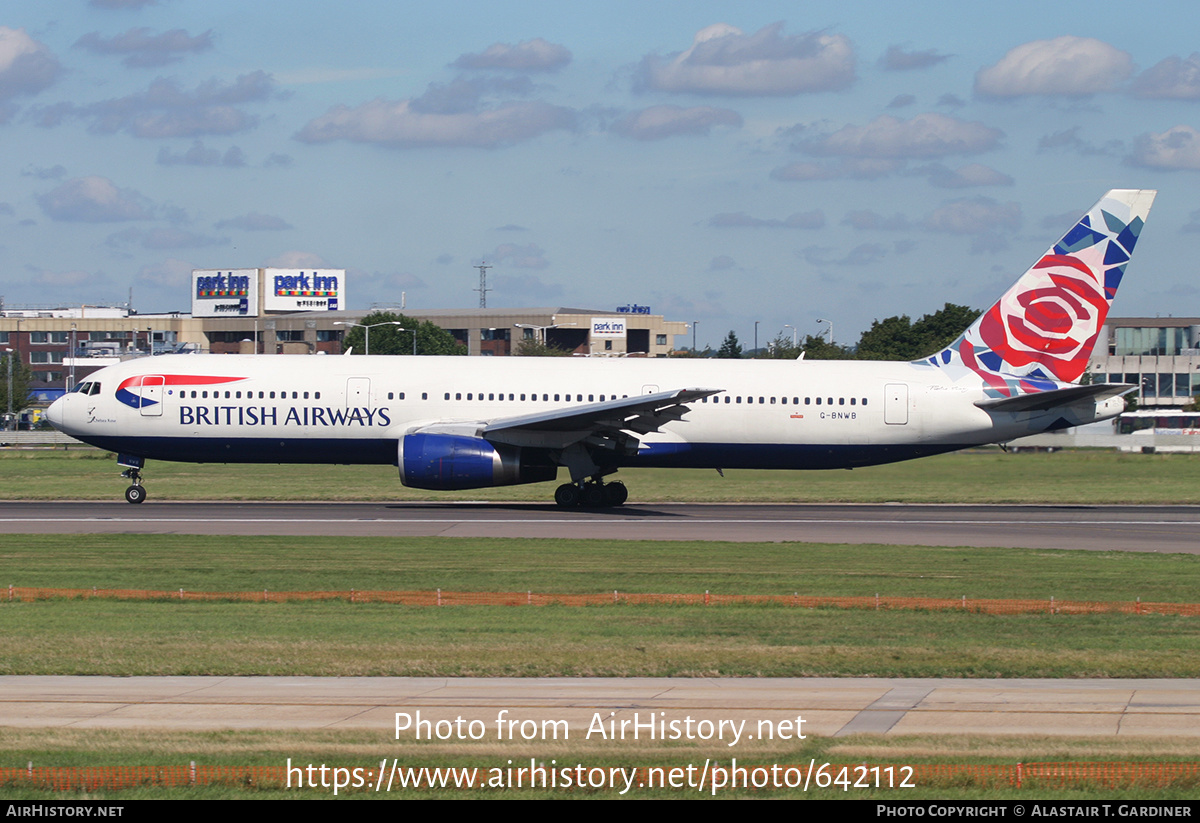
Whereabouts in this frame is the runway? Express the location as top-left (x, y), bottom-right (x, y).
top-left (2, 501), bottom-right (1198, 552)
top-left (2, 676), bottom-right (1197, 738)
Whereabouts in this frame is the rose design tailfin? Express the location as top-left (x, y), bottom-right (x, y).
top-left (923, 189), bottom-right (1156, 398)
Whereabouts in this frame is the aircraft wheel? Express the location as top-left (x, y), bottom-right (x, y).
top-left (603, 481), bottom-right (628, 507)
top-left (554, 483), bottom-right (581, 508)
top-left (124, 485), bottom-right (147, 505)
top-left (581, 483), bottom-right (606, 508)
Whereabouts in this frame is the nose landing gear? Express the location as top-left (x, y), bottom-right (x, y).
top-left (118, 454), bottom-right (147, 504)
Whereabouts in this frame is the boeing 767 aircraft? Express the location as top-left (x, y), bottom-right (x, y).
top-left (47, 189), bottom-right (1156, 507)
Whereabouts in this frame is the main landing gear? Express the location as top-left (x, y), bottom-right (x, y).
top-left (554, 479), bottom-right (628, 509)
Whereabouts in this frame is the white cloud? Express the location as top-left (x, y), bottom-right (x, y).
top-left (975, 36), bottom-right (1132, 98)
top-left (66, 72), bottom-right (278, 138)
top-left (37, 176), bottom-right (152, 222)
top-left (297, 98), bottom-right (575, 148)
top-left (611, 105), bottom-right (742, 140)
top-left (771, 157), bottom-right (902, 181)
top-left (1131, 54), bottom-right (1200, 100)
top-left (880, 45), bottom-right (951, 71)
top-left (805, 113), bottom-right (1002, 159)
top-left (635, 22), bottom-right (855, 96)
top-left (0, 27), bottom-right (60, 99)
top-left (74, 28), bottom-right (213, 68)
top-left (1128, 125), bottom-right (1200, 170)
top-left (215, 212), bottom-right (294, 231)
top-left (157, 141), bottom-right (246, 167)
top-left (452, 38), bottom-right (571, 72)
top-left (912, 162), bottom-right (1013, 188)
top-left (136, 258), bottom-right (193, 289)
top-left (842, 210), bottom-right (911, 231)
top-left (494, 273), bottom-right (562, 300)
top-left (708, 210), bottom-right (824, 229)
top-left (922, 196), bottom-right (1021, 253)
top-left (490, 242), bottom-right (549, 269)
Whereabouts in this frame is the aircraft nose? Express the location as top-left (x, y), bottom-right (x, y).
top-left (45, 395), bottom-right (65, 431)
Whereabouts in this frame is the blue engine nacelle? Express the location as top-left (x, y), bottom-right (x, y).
top-left (397, 433), bottom-right (558, 490)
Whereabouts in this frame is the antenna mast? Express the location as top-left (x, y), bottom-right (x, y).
top-left (474, 263), bottom-right (492, 308)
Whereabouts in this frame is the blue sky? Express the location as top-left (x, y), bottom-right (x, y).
top-left (2, 0), bottom-right (1199, 349)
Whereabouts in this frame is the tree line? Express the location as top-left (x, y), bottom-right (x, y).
top-left (707, 303), bottom-right (982, 361)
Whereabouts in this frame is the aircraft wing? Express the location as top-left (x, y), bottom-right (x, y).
top-left (975, 383), bottom-right (1135, 413)
top-left (410, 387), bottom-right (722, 452)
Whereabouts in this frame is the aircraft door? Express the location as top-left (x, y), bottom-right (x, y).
top-left (884, 383), bottom-right (908, 425)
top-left (139, 375), bottom-right (164, 417)
top-left (347, 377), bottom-right (371, 406)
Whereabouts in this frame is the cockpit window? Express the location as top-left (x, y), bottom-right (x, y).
top-left (87, 383), bottom-right (101, 396)
top-left (72, 382), bottom-right (101, 395)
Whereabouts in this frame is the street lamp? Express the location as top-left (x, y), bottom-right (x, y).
top-left (334, 321), bottom-right (404, 355)
top-left (692, 321), bottom-right (699, 353)
top-left (784, 324), bottom-right (798, 347)
top-left (69, 324), bottom-right (76, 392)
top-left (3, 347), bottom-right (13, 421)
top-left (817, 318), bottom-right (834, 345)
top-left (754, 320), bottom-right (760, 355)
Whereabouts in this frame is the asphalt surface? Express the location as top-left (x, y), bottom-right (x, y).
top-left (6, 501), bottom-right (1197, 743)
top-left (2, 500), bottom-right (1198, 551)
top-left (4, 676), bottom-right (1197, 738)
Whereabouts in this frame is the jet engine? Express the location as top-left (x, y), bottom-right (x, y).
top-left (397, 433), bottom-right (558, 490)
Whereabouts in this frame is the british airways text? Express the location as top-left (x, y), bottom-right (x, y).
top-left (178, 406), bottom-right (392, 427)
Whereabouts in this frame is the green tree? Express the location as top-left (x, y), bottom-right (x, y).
top-left (854, 303), bottom-right (981, 361)
top-left (515, 338), bottom-right (572, 357)
top-left (0, 354), bottom-right (33, 417)
top-left (800, 334), bottom-right (853, 360)
top-left (341, 311), bottom-right (465, 356)
top-left (716, 330), bottom-right (742, 359)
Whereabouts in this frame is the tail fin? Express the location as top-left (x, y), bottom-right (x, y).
top-left (925, 189), bottom-right (1156, 397)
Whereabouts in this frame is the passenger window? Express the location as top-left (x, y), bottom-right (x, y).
top-left (399, 392), bottom-right (405, 400)
top-left (445, 393), bottom-right (451, 400)
top-left (839, 398), bottom-right (844, 405)
top-left (315, 392), bottom-right (321, 400)
top-left (388, 392), bottom-right (393, 400)
top-left (816, 398), bottom-right (821, 405)
top-left (724, 396), bottom-right (730, 404)
top-left (862, 398), bottom-right (868, 406)
top-left (850, 398), bottom-right (856, 405)
top-left (202, 391), bottom-right (208, 399)
top-left (422, 392), bottom-right (427, 400)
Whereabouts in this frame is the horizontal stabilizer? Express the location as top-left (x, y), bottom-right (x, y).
top-left (975, 382), bottom-right (1134, 413)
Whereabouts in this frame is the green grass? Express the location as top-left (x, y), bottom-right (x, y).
top-left (2, 729), bottom-right (1198, 799)
top-left (4, 535), bottom-right (1200, 678)
top-left (4, 448), bottom-right (1200, 503)
top-left (4, 534), bottom-right (1198, 599)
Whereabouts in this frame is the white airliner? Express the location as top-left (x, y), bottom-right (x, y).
top-left (47, 189), bottom-right (1155, 507)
